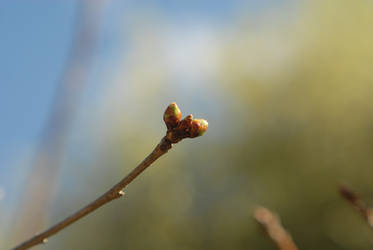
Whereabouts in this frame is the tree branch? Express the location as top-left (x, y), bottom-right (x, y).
top-left (12, 103), bottom-right (208, 250)
top-left (12, 137), bottom-right (170, 250)
top-left (339, 184), bottom-right (373, 228)
top-left (253, 206), bottom-right (298, 250)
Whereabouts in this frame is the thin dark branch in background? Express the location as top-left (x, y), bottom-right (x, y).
top-left (253, 206), bottom-right (298, 250)
top-left (11, 0), bottom-right (107, 242)
top-left (339, 184), bottom-right (373, 228)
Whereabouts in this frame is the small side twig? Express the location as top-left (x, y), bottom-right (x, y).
top-left (253, 206), bottom-right (298, 250)
top-left (12, 103), bottom-right (208, 250)
top-left (339, 184), bottom-right (373, 228)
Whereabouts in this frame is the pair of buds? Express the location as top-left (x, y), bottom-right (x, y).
top-left (163, 102), bottom-right (208, 142)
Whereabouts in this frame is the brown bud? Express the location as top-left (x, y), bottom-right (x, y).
top-left (163, 102), bottom-right (181, 129)
top-left (177, 114), bottom-right (193, 131)
top-left (190, 119), bottom-right (208, 138)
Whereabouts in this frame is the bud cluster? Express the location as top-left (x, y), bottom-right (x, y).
top-left (163, 102), bottom-right (208, 143)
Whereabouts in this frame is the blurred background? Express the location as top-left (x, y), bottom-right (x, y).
top-left (1, 0), bottom-right (373, 249)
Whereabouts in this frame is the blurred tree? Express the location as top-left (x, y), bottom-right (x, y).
top-left (11, 0), bottom-right (108, 245)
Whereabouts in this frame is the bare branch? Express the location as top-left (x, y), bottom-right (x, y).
top-left (12, 103), bottom-right (208, 250)
top-left (12, 137), bottom-right (170, 250)
top-left (339, 184), bottom-right (373, 228)
top-left (253, 206), bottom-right (298, 250)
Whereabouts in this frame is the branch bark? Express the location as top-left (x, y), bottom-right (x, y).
top-left (12, 137), bottom-right (172, 250)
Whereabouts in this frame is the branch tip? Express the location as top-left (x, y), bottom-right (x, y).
top-left (163, 102), bottom-right (208, 144)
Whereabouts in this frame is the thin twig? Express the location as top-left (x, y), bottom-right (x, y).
top-left (253, 206), bottom-right (298, 250)
top-left (12, 137), bottom-right (171, 250)
top-left (12, 103), bottom-right (208, 250)
top-left (339, 184), bottom-right (373, 228)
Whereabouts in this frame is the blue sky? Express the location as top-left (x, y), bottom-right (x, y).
top-left (0, 1), bottom-right (78, 171)
top-left (0, 0), bottom-right (284, 200)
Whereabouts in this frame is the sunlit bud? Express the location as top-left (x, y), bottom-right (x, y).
top-left (190, 119), bottom-right (208, 138)
top-left (163, 102), bottom-right (182, 129)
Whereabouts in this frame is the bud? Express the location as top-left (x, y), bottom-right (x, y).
top-left (190, 119), bottom-right (208, 138)
top-left (177, 114), bottom-right (193, 131)
top-left (163, 102), bottom-right (181, 129)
